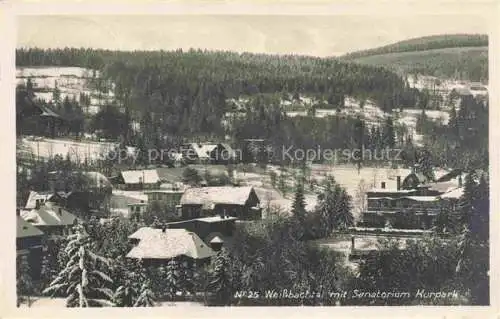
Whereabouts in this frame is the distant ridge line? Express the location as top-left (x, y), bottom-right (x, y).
top-left (341, 33), bottom-right (488, 59)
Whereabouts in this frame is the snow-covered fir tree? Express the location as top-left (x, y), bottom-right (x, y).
top-left (206, 248), bottom-right (232, 305)
top-left (134, 280), bottom-right (156, 307)
top-left (43, 223), bottom-right (114, 307)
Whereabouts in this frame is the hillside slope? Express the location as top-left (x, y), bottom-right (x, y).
top-left (342, 34), bottom-right (488, 82)
top-left (342, 34), bottom-right (487, 59)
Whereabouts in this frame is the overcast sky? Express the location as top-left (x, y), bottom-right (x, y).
top-left (17, 14), bottom-right (489, 57)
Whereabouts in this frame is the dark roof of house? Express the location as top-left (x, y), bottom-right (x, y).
top-left (155, 168), bottom-right (186, 183)
top-left (17, 91), bottom-right (61, 119)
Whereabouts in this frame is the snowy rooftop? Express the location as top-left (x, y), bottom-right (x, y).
top-left (402, 196), bottom-right (439, 202)
top-left (195, 216), bottom-right (238, 223)
top-left (17, 216), bottom-right (44, 238)
top-left (127, 227), bottom-right (215, 260)
top-left (20, 202), bottom-right (77, 227)
top-left (440, 187), bottom-right (464, 199)
top-left (368, 188), bottom-right (415, 193)
top-left (121, 169), bottom-right (160, 184)
top-left (180, 186), bottom-right (256, 206)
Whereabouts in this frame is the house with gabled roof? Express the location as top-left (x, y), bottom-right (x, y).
top-left (126, 226), bottom-right (216, 267)
top-left (114, 169), bottom-right (161, 190)
top-left (180, 142), bottom-right (237, 164)
top-left (20, 201), bottom-right (78, 237)
top-left (179, 186), bottom-right (261, 220)
top-left (359, 163), bottom-right (481, 231)
top-left (25, 190), bottom-right (65, 209)
top-left (16, 88), bottom-right (65, 138)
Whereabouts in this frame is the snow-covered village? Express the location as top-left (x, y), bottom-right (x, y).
top-left (13, 14), bottom-right (490, 309)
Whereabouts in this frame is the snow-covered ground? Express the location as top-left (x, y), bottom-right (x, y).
top-left (17, 67), bottom-right (115, 115)
top-left (251, 164), bottom-right (423, 219)
top-left (19, 137), bottom-right (119, 163)
top-left (16, 66), bottom-right (95, 78)
top-left (285, 111), bottom-right (308, 117)
top-left (399, 109), bottom-right (449, 125)
top-left (308, 164), bottom-right (410, 192)
top-left (314, 109), bottom-right (337, 118)
top-left (19, 297), bottom-right (204, 308)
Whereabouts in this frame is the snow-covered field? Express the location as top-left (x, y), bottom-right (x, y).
top-left (285, 111), bottom-right (308, 117)
top-left (19, 137), bottom-right (119, 163)
top-left (250, 164), bottom-right (425, 219)
top-left (400, 108), bottom-right (450, 125)
top-left (16, 67), bottom-right (95, 78)
top-left (17, 66), bottom-right (114, 115)
top-left (19, 297), bottom-right (204, 308)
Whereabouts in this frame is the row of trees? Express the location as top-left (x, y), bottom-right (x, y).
top-left (414, 94), bottom-right (488, 170)
top-left (231, 94), bottom-right (401, 168)
top-left (290, 174), bottom-right (354, 240)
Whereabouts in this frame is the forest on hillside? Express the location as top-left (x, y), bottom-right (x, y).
top-left (342, 34), bottom-right (488, 59)
top-left (16, 47), bottom-right (488, 171)
top-left (349, 47), bottom-right (488, 82)
top-left (341, 34), bottom-right (488, 81)
top-left (15, 47), bottom-right (417, 157)
top-left (16, 47), bottom-right (418, 111)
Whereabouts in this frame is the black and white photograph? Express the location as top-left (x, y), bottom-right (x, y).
top-left (7, 1), bottom-right (496, 313)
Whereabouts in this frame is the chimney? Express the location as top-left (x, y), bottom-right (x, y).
top-left (351, 236), bottom-right (355, 251)
top-left (381, 182), bottom-right (386, 189)
top-left (35, 199), bottom-right (40, 209)
top-left (458, 174), bottom-right (463, 187)
top-left (396, 176), bottom-right (401, 190)
top-left (58, 207), bottom-right (62, 215)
